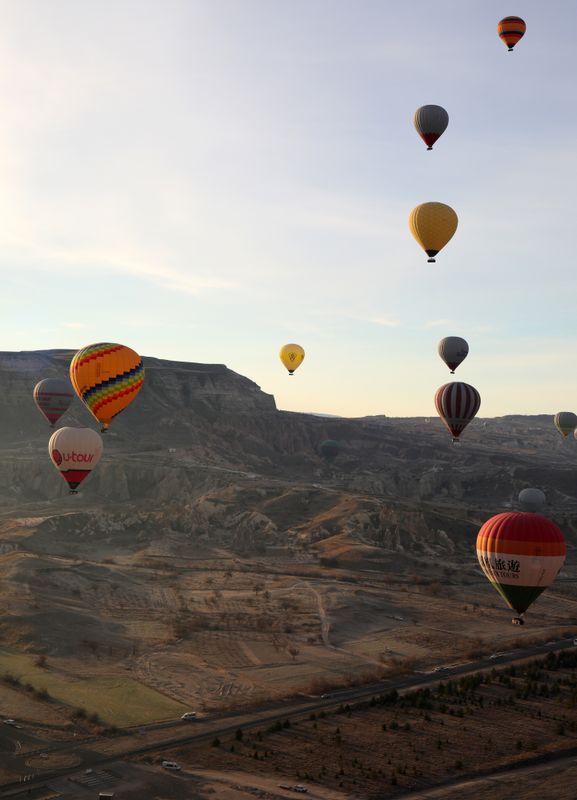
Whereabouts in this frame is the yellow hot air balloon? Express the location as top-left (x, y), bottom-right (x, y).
top-left (409, 202), bottom-right (458, 262)
top-left (279, 344), bottom-right (304, 375)
top-left (69, 343), bottom-right (145, 431)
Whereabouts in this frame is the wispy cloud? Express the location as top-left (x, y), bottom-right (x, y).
top-left (368, 315), bottom-right (400, 328)
top-left (423, 319), bottom-right (451, 329)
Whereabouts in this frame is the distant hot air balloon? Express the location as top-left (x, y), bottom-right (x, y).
top-left (69, 343), bottom-right (145, 431)
top-left (279, 344), bottom-right (305, 375)
top-left (476, 512), bottom-right (565, 624)
top-left (48, 426), bottom-right (103, 494)
top-left (518, 488), bottom-right (546, 513)
top-left (33, 378), bottom-right (74, 427)
top-left (435, 382), bottom-right (481, 442)
top-left (320, 440), bottom-right (340, 462)
top-left (438, 337), bottom-right (469, 374)
top-left (497, 16), bottom-right (526, 52)
top-left (413, 105), bottom-right (449, 150)
top-left (554, 411), bottom-right (577, 438)
top-left (409, 203), bottom-right (458, 263)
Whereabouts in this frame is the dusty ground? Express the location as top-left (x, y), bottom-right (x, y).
top-left (0, 504), bottom-right (576, 733)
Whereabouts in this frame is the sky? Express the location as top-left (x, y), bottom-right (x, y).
top-left (0, 0), bottom-right (575, 417)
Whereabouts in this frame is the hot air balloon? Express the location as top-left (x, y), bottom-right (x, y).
top-left (554, 412), bottom-right (577, 438)
top-left (476, 512), bottom-right (565, 624)
top-left (279, 344), bottom-right (305, 375)
top-left (409, 203), bottom-right (458, 263)
top-left (518, 488), bottom-right (546, 513)
top-left (434, 382), bottom-right (480, 442)
top-left (48, 426), bottom-right (103, 494)
top-left (69, 343), bottom-right (145, 431)
top-left (33, 378), bottom-right (74, 427)
top-left (320, 440), bottom-right (340, 462)
top-left (438, 336), bottom-right (469, 374)
top-left (413, 105), bottom-right (449, 150)
top-left (497, 16), bottom-right (526, 51)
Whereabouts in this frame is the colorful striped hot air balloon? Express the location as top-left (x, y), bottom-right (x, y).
top-left (497, 16), bottom-right (526, 52)
top-left (438, 336), bottom-right (469, 374)
top-left (554, 411), bottom-right (577, 438)
top-left (476, 512), bottom-right (565, 624)
top-left (409, 203), bottom-right (458, 263)
top-left (413, 105), bottom-right (449, 150)
top-left (33, 378), bottom-right (74, 427)
top-left (48, 426), bottom-right (103, 494)
top-left (69, 343), bottom-right (145, 431)
top-left (435, 382), bottom-right (481, 443)
top-left (279, 344), bottom-right (305, 375)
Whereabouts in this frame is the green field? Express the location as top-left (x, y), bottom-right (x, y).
top-left (0, 649), bottom-right (188, 726)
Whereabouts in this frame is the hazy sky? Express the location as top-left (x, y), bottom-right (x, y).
top-left (0, 1), bottom-right (575, 417)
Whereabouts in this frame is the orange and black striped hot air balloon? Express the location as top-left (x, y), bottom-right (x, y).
top-left (497, 16), bottom-right (526, 52)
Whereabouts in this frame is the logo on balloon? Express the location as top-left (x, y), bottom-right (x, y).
top-left (52, 448), bottom-right (63, 466)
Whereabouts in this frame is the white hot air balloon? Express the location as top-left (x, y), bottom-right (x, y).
top-left (48, 427), bottom-right (103, 494)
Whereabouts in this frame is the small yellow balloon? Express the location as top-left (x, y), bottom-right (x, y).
top-left (409, 202), bottom-right (458, 262)
top-left (279, 344), bottom-right (305, 375)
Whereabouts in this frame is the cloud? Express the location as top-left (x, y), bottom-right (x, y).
top-left (423, 319), bottom-right (451, 329)
top-left (368, 315), bottom-right (400, 328)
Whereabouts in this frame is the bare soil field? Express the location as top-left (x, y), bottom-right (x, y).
top-left (164, 649), bottom-right (577, 799)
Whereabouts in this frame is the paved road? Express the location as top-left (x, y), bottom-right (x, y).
top-left (0, 636), bottom-right (574, 797)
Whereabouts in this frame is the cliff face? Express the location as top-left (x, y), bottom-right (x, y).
top-left (0, 349), bottom-right (577, 560)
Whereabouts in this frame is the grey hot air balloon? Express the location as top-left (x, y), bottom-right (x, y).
top-left (413, 105), bottom-right (449, 150)
top-left (438, 336), bottom-right (469, 374)
top-left (554, 412), bottom-right (577, 438)
top-left (518, 488), bottom-right (546, 513)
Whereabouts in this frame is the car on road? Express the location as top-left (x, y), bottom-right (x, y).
top-left (293, 787), bottom-right (308, 794)
top-left (320, 694), bottom-right (332, 699)
top-left (489, 652), bottom-right (505, 659)
top-left (180, 711), bottom-right (197, 720)
top-left (2, 719), bottom-right (18, 727)
top-left (573, 639), bottom-right (577, 646)
top-left (161, 760), bottom-right (181, 771)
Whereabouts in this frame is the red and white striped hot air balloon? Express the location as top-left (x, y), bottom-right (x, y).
top-left (435, 382), bottom-right (481, 443)
top-left (33, 378), bottom-right (74, 427)
top-left (48, 427), bottom-right (103, 494)
top-left (476, 512), bottom-right (565, 624)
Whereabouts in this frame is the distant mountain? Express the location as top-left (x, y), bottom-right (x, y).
top-left (0, 349), bottom-right (576, 560)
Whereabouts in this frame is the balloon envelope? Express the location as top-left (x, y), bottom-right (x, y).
top-left (554, 411), bottom-right (577, 438)
top-left (434, 382), bottom-right (480, 442)
top-left (48, 426), bottom-right (103, 493)
top-left (33, 378), bottom-right (74, 427)
top-left (409, 203), bottom-right (458, 263)
top-left (413, 105), bottom-right (449, 150)
top-left (279, 344), bottom-right (305, 375)
top-left (320, 440), bottom-right (340, 461)
top-left (70, 343), bottom-right (145, 430)
top-left (497, 16), bottom-right (526, 51)
top-left (438, 336), bottom-right (469, 373)
top-left (518, 488), bottom-right (546, 513)
top-left (476, 512), bottom-right (565, 615)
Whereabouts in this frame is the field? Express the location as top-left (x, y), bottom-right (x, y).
top-left (0, 649), bottom-right (187, 726)
top-left (165, 649), bottom-right (577, 799)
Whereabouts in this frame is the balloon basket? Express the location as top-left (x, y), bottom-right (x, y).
top-left (511, 616), bottom-right (525, 626)
top-left (427, 258), bottom-right (436, 263)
